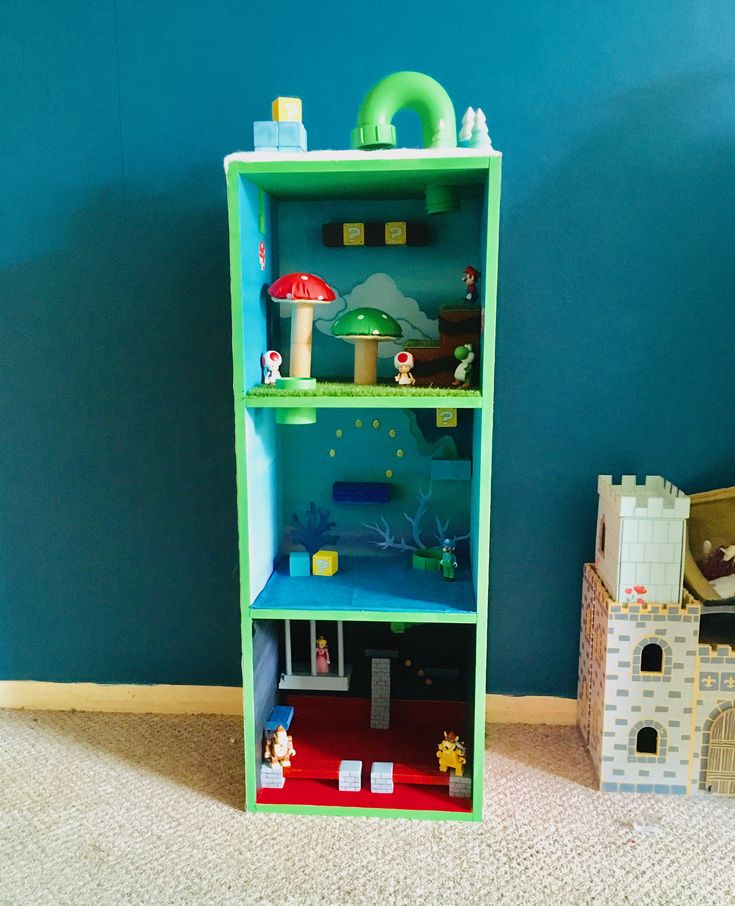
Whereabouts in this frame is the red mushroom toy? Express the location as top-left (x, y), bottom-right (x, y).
top-left (268, 273), bottom-right (336, 379)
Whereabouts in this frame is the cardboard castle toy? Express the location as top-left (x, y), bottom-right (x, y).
top-left (578, 475), bottom-right (735, 796)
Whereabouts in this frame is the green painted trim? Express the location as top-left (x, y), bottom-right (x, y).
top-left (228, 155), bottom-right (490, 177)
top-left (245, 394), bottom-right (482, 410)
top-left (253, 802), bottom-right (478, 822)
top-left (227, 174), bottom-right (258, 809)
top-left (250, 608), bottom-right (477, 624)
top-left (226, 155), bottom-right (491, 202)
top-left (468, 157), bottom-right (502, 818)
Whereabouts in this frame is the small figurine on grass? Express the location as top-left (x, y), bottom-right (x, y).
top-left (261, 349), bottom-right (282, 384)
top-left (452, 343), bottom-right (475, 389)
top-left (440, 539), bottom-right (457, 581)
top-left (461, 266), bottom-right (480, 304)
top-left (315, 635), bottom-right (331, 674)
top-left (394, 350), bottom-right (416, 386)
top-left (263, 725), bottom-right (296, 768)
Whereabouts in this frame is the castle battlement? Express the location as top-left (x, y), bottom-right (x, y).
top-left (607, 591), bottom-right (700, 619)
top-left (598, 475), bottom-right (690, 520)
top-left (698, 643), bottom-right (735, 663)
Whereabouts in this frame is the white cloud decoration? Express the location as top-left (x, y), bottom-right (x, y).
top-left (281, 273), bottom-right (439, 358)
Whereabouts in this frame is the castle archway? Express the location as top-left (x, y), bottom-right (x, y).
top-left (701, 702), bottom-right (735, 795)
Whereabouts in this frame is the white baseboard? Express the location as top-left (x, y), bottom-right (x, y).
top-left (0, 682), bottom-right (577, 725)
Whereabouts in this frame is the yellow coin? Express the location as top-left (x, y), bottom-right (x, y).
top-left (355, 419), bottom-right (362, 428)
top-left (329, 449), bottom-right (336, 457)
top-left (385, 469), bottom-right (393, 478)
top-left (336, 429), bottom-right (343, 438)
top-left (372, 419), bottom-right (380, 429)
top-left (389, 429), bottom-right (397, 438)
top-left (396, 449), bottom-right (404, 458)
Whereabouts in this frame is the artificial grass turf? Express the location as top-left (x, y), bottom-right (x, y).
top-left (245, 381), bottom-right (480, 399)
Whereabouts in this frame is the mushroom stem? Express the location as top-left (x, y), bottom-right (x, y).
top-left (290, 303), bottom-right (314, 378)
top-left (353, 338), bottom-right (379, 385)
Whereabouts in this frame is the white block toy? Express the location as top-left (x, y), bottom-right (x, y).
top-left (370, 761), bottom-right (394, 794)
top-left (260, 764), bottom-right (285, 789)
top-left (338, 760), bottom-right (362, 792)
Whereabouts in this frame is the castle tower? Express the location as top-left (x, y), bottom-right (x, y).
top-left (595, 475), bottom-right (690, 604)
top-left (579, 475), bottom-right (702, 794)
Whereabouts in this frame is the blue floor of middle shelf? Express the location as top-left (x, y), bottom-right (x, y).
top-left (250, 554), bottom-right (477, 622)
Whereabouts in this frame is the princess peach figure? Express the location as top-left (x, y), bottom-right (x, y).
top-left (315, 635), bottom-right (331, 674)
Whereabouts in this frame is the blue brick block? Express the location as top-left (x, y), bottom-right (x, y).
top-left (254, 120), bottom-right (278, 150)
top-left (266, 705), bottom-right (294, 732)
top-left (277, 121), bottom-right (307, 151)
top-left (333, 481), bottom-right (391, 504)
top-left (289, 551), bottom-right (310, 576)
top-left (635, 784), bottom-right (654, 794)
top-left (671, 786), bottom-right (687, 795)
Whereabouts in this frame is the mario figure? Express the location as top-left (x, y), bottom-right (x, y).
top-left (461, 266), bottom-right (481, 304)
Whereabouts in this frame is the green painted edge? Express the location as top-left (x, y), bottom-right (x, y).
top-left (228, 155), bottom-right (492, 178)
top-left (227, 169), bottom-right (257, 811)
top-left (249, 608), bottom-right (477, 624)
top-left (469, 156), bottom-right (502, 819)
top-left (244, 394), bottom-right (482, 410)
top-left (253, 802), bottom-right (478, 822)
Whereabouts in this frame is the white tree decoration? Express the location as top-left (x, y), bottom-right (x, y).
top-left (363, 487), bottom-right (470, 553)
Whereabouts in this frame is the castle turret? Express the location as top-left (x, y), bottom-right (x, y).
top-left (595, 475), bottom-right (690, 604)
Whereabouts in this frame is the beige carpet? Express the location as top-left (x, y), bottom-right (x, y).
top-left (1, 711), bottom-right (734, 906)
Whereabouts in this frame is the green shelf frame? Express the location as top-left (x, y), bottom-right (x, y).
top-left (244, 393), bottom-right (482, 410)
top-left (227, 149), bottom-right (501, 822)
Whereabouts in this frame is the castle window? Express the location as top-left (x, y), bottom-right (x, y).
top-left (598, 516), bottom-right (606, 555)
top-left (640, 642), bottom-right (663, 673)
top-left (636, 726), bottom-right (659, 755)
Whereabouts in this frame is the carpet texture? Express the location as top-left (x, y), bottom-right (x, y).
top-left (1, 711), bottom-right (734, 905)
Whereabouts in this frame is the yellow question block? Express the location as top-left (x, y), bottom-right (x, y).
top-left (272, 97), bottom-right (302, 122)
top-left (312, 550), bottom-right (339, 576)
top-left (385, 221), bottom-right (407, 245)
top-left (343, 222), bottom-right (365, 245)
top-left (436, 407), bottom-right (458, 428)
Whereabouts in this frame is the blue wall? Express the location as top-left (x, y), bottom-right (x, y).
top-left (1, 1), bottom-right (733, 694)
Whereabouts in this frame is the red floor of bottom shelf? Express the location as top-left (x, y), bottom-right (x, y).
top-left (255, 695), bottom-right (473, 813)
top-left (257, 777), bottom-right (472, 812)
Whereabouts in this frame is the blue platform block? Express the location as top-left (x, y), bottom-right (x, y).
top-left (265, 705), bottom-right (294, 732)
top-left (332, 481), bottom-right (391, 504)
top-left (277, 121), bottom-right (307, 151)
top-left (253, 120), bottom-right (278, 151)
top-left (289, 551), bottom-right (310, 576)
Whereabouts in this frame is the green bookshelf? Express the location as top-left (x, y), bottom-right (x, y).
top-left (226, 146), bottom-right (501, 821)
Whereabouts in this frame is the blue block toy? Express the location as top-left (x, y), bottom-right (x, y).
top-left (332, 481), bottom-right (391, 504)
top-left (277, 121), bottom-right (307, 151)
top-left (289, 551), bottom-right (310, 576)
top-left (253, 120), bottom-right (278, 150)
top-left (265, 705), bottom-right (294, 732)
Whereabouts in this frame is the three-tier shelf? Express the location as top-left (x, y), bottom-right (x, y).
top-left (226, 148), bottom-right (501, 820)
